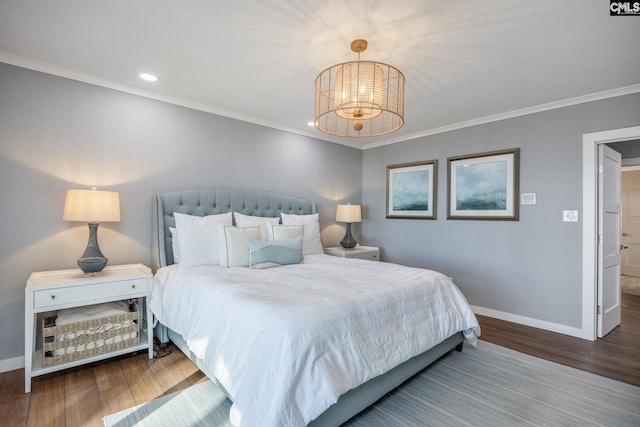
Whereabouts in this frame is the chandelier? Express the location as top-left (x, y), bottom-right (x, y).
top-left (314, 39), bottom-right (405, 138)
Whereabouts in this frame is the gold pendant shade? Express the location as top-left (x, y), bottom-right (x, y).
top-left (314, 40), bottom-right (405, 138)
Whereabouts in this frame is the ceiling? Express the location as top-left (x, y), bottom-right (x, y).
top-left (1, 1), bottom-right (639, 150)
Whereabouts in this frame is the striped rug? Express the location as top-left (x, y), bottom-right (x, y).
top-left (103, 341), bottom-right (640, 426)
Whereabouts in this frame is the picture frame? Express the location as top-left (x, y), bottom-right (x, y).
top-left (386, 160), bottom-right (437, 219)
top-left (447, 148), bottom-right (520, 220)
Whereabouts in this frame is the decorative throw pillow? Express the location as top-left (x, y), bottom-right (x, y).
top-left (233, 212), bottom-right (280, 240)
top-left (270, 224), bottom-right (303, 241)
top-left (173, 212), bottom-right (233, 267)
top-left (249, 237), bottom-right (303, 269)
top-left (280, 213), bottom-right (323, 255)
top-left (217, 225), bottom-right (262, 268)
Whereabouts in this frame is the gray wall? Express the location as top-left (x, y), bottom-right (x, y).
top-left (362, 93), bottom-right (640, 329)
top-left (0, 63), bottom-right (363, 363)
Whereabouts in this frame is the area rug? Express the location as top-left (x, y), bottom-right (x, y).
top-left (104, 341), bottom-right (640, 427)
top-left (622, 274), bottom-right (640, 296)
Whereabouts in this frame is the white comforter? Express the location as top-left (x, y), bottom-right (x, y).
top-left (150, 254), bottom-right (480, 427)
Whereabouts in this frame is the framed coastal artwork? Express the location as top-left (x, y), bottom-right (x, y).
top-left (386, 160), bottom-right (437, 219)
top-left (447, 148), bottom-right (520, 220)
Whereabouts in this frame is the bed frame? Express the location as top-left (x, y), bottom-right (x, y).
top-left (151, 188), bottom-right (464, 427)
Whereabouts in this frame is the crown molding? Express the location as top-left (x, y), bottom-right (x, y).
top-left (362, 84), bottom-right (640, 150)
top-left (2, 51), bottom-right (638, 152)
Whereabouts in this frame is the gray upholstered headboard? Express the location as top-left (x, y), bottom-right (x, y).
top-left (151, 189), bottom-right (317, 271)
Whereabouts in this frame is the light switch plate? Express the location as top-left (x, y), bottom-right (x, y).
top-left (563, 210), bottom-right (579, 222)
top-left (521, 193), bottom-right (536, 205)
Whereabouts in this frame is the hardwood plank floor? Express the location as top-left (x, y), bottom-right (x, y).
top-left (0, 345), bottom-right (205, 427)
top-left (477, 293), bottom-right (640, 387)
top-left (0, 293), bottom-right (638, 426)
top-left (93, 359), bottom-right (136, 417)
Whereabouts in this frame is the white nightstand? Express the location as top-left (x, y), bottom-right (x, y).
top-left (24, 263), bottom-right (153, 393)
top-left (324, 246), bottom-right (380, 261)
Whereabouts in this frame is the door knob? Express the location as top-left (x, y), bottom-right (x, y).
top-left (622, 233), bottom-right (631, 237)
top-left (621, 244), bottom-right (629, 250)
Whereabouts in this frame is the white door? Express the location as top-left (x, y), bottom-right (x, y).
top-left (621, 169), bottom-right (640, 277)
top-left (597, 145), bottom-right (621, 338)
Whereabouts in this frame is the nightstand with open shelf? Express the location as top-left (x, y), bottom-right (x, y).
top-left (24, 263), bottom-right (153, 393)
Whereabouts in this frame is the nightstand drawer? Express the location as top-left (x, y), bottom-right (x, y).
top-left (33, 279), bottom-right (147, 309)
top-left (324, 246), bottom-right (380, 261)
top-left (350, 251), bottom-right (379, 261)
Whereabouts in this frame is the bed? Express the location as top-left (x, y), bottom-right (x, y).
top-left (150, 189), bottom-right (480, 427)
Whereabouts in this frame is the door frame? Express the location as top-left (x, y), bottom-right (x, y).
top-left (582, 126), bottom-right (640, 340)
top-left (620, 164), bottom-right (640, 277)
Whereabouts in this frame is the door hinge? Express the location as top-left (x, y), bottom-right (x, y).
top-left (597, 305), bottom-right (602, 315)
top-left (599, 164), bottom-right (603, 173)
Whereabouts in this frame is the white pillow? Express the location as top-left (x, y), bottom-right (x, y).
top-left (173, 212), bottom-right (233, 267)
top-left (233, 212), bottom-right (280, 240)
top-left (169, 227), bottom-right (180, 264)
top-left (270, 224), bottom-right (303, 241)
top-left (217, 225), bottom-right (261, 268)
top-left (280, 213), bottom-right (323, 255)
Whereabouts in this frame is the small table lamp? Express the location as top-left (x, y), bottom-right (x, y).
top-left (63, 189), bottom-right (121, 274)
top-left (336, 204), bottom-right (362, 249)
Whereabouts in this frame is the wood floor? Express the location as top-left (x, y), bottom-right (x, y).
top-left (1, 293), bottom-right (638, 427)
top-left (478, 292), bottom-right (640, 387)
top-left (0, 344), bottom-right (207, 427)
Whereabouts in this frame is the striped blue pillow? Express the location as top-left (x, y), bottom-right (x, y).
top-left (249, 237), bottom-right (303, 269)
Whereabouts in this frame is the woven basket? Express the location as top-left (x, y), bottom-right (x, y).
top-left (42, 310), bottom-right (139, 367)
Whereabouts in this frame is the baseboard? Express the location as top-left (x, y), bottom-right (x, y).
top-left (0, 355), bottom-right (24, 373)
top-left (471, 305), bottom-right (590, 340)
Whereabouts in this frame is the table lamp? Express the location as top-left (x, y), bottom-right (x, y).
top-left (336, 204), bottom-right (362, 249)
top-left (63, 189), bottom-right (121, 274)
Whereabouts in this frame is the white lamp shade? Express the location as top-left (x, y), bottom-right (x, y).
top-left (63, 189), bottom-right (121, 223)
top-left (336, 204), bottom-right (362, 223)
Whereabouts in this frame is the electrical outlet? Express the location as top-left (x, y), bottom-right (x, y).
top-left (563, 210), bottom-right (579, 222)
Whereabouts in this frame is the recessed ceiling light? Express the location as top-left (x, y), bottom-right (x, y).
top-left (139, 73), bottom-right (158, 82)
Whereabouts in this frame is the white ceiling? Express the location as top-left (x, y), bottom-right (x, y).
top-left (1, 1), bottom-right (639, 149)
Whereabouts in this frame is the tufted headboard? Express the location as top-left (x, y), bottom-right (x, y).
top-left (151, 189), bottom-right (317, 271)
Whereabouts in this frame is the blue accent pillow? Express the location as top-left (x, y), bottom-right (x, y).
top-left (249, 237), bottom-right (303, 269)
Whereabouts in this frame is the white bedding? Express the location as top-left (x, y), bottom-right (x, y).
top-left (150, 254), bottom-right (480, 427)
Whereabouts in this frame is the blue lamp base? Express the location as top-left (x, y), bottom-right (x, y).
top-left (78, 223), bottom-right (108, 274)
top-left (340, 223), bottom-right (358, 249)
